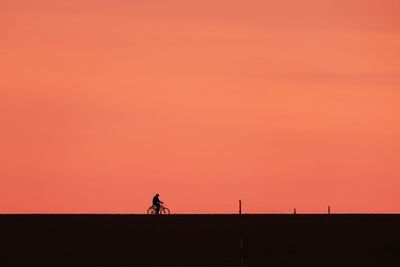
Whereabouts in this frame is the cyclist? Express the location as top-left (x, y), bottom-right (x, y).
top-left (152, 194), bottom-right (163, 214)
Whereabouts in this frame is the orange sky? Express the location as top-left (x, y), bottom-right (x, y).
top-left (1, 0), bottom-right (399, 213)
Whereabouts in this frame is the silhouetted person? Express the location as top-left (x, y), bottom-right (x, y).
top-left (152, 194), bottom-right (163, 214)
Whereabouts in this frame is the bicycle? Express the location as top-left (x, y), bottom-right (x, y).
top-left (147, 203), bottom-right (170, 215)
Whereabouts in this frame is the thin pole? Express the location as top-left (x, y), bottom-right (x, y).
top-left (239, 200), bottom-right (244, 267)
top-left (328, 205), bottom-right (331, 214)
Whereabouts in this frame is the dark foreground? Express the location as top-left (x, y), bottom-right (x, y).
top-left (0, 214), bottom-right (399, 267)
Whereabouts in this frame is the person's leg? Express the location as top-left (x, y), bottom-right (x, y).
top-left (155, 203), bottom-right (160, 214)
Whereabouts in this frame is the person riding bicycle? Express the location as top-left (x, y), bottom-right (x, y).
top-left (152, 194), bottom-right (163, 214)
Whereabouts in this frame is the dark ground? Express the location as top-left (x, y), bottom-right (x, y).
top-left (0, 214), bottom-right (399, 267)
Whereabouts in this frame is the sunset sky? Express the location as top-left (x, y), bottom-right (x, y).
top-left (1, 0), bottom-right (399, 213)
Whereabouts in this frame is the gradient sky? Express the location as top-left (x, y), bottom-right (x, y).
top-left (1, 0), bottom-right (399, 213)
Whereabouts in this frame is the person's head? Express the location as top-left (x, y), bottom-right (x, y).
top-left (155, 193), bottom-right (159, 197)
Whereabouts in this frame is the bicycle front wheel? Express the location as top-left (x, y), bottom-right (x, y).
top-left (160, 207), bottom-right (170, 215)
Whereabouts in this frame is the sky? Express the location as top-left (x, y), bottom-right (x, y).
top-left (1, 0), bottom-right (399, 214)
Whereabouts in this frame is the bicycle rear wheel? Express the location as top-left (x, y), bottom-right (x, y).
top-left (147, 206), bottom-right (157, 215)
top-left (160, 207), bottom-right (170, 215)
